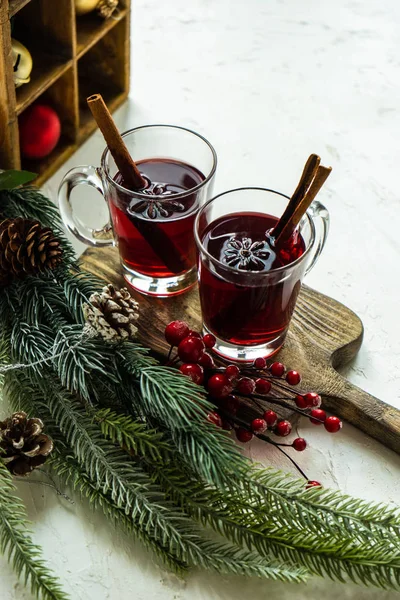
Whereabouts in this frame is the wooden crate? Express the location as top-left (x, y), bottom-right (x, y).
top-left (0, 0), bottom-right (131, 186)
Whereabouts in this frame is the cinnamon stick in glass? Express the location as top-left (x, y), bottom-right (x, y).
top-left (87, 94), bottom-right (189, 274)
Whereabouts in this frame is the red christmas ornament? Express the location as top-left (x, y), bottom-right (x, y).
top-left (19, 104), bottom-right (61, 159)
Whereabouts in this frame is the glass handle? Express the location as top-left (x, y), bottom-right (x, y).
top-left (58, 166), bottom-right (114, 247)
top-left (305, 200), bottom-right (330, 275)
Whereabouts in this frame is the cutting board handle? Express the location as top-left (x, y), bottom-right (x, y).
top-left (323, 372), bottom-right (400, 455)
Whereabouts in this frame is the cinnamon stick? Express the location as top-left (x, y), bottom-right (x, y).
top-left (87, 94), bottom-right (146, 190)
top-left (275, 164), bottom-right (331, 246)
top-left (87, 94), bottom-right (188, 275)
top-left (272, 154), bottom-right (320, 239)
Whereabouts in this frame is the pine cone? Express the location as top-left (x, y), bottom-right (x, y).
top-left (0, 218), bottom-right (63, 286)
top-left (0, 412), bottom-right (54, 476)
top-left (83, 284), bottom-right (139, 342)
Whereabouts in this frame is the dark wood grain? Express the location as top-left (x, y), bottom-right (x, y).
top-left (79, 246), bottom-right (400, 456)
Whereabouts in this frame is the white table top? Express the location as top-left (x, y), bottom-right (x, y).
top-left (2, 0), bottom-right (400, 598)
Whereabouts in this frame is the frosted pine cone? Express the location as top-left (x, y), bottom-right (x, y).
top-left (0, 412), bottom-right (54, 476)
top-left (83, 284), bottom-right (139, 342)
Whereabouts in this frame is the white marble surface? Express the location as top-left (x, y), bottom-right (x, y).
top-left (2, 0), bottom-right (400, 598)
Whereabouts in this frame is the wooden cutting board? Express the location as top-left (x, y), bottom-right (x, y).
top-left (80, 247), bottom-right (400, 456)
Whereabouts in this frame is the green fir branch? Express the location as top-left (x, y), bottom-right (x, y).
top-left (4, 372), bottom-right (307, 583)
top-left (0, 461), bottom-right (69, 600)
top-left (98, 407), bottom-right (400, 590)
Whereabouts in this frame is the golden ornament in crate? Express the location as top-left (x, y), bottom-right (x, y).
top-left (11, 39), bottom-right (33, 87)
top-left (75, 0), bottom-right (119, 17)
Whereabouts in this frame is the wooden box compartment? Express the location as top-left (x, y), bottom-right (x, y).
top-left (0, 0), bottom-right (131, 186)
top-left (78, 16), bottom-right (129, 137)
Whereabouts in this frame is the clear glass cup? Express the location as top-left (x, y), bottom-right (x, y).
top-left (58, 124), bottom-right (217, 296)
top-left (194, 187), bottom-right (329, 362)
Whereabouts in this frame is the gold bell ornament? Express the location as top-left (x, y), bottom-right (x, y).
top-left (74, 0), bottom-right (119, 18)
top-left (11, 39), bottom-right (33, 88)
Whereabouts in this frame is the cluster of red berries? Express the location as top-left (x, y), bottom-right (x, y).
top-left (165, 320), bottom-right (343, 486)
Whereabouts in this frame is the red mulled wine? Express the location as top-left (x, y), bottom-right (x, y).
top-left (110, 158), bottom-right (205, 277)
top-left (199, 212), bottom-right (306, 346)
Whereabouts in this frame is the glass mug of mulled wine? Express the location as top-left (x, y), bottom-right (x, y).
top-left (194, 187), bottom-right (329, 362)
top-left (58, 125), bottom-right (217, 296)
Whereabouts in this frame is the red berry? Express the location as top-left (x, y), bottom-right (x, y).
top-left (178, 336), bottom-right (205, 362)
top-left (251, 418), bottom-right (267, 433)
top-left (270, 362), bottom-right (285, 377)
top-left (263, 410), bottom-right (278, 428)
top-left (295, 394), bottom-right (308, 409)
top-left (179, 363), bottom-right (204, 385)
top-left (198, 352), bottom-right (215, 369)
top-left (220, 394), bottom-right (240, 414)
top-left (254, 357), bottom-right (267, 370)
top-left (304, 392), bottom-right (322, 408)
top-left (221, 419), bottom-right (233, 431)
top-left (207, 373), bottom-right (233, 399)
top-left (275, 420), bottom-right (292, 437)
top-left (203, 333), bottom-right (216, 348)
top-left (286, 370), bottom-right (301, 385)
top-left (236, 428), bottom-right (254, 443)
top-left (293, 437), bottom-right (307, 451)
top-left (188, 330), bottom-right (202, 338)
top-left (255, 378), bottom-right (271, 394)
top-left (306, 480), bottom-right (322, 489)
top-left (310, 408), bottom-right (326, 425)
top-left (165, 320), bottom-right (190, 346)
top-left (225, 364), bottom-right (240, 382)
top-left (207, 412), bottom-right (222, 427)
top-left (236, 377), bottom-right (256, 395)
top-left (324, 416), bottom-right (342, 433)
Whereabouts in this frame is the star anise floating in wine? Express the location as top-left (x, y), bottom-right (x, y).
top-left (224, 236), bottom-right (270, 270)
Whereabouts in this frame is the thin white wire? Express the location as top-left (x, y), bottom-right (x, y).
top-left (0, 332), bottom-right (90, 375)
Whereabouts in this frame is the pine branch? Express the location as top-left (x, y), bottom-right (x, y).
top-left (50, 451), bottom-right (190, 577)
top-left (0, 462), bottom-right (69, 600)
top-left (4, 371), bottom-right (308, 583)
top-left (98, 407), bottom-right (400, 590)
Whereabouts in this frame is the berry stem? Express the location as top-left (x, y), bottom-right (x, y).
top-left (251, 393), bottom-right (326, 424)
top-left (218, 409), bottom-right (310, 481)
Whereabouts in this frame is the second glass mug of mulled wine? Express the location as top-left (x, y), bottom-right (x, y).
top-left (194, 187), bottom-right (329, 362)
top-left (58, 125), bottom-right (217, 296)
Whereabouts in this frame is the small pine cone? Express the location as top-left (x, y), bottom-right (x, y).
top-left (0, 412), bottom-right (54, 476)
top-left (97, 0), bottom-right (118, 18)
top-left (0, 218), bottom-right (63, 286)
top-left (83, 284), bottom-right (139, 342)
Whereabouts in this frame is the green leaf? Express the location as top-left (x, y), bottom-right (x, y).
top-left (0, 170), bottom-right (37, 190)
